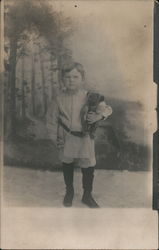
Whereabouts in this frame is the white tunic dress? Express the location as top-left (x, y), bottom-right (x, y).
top-left (47, 89), bottom-right (112, 168)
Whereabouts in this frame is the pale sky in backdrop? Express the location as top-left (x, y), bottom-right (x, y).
top-left (51, 0), bottom-right (155, 106)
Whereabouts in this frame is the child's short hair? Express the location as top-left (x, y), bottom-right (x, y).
top-left (61, 62), bottom-right (85, 80)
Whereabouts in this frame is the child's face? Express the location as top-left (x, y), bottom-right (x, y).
top-left (63, 68), bottom-right (83, 91)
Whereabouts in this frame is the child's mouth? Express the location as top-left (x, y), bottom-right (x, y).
top-left (69, 85), bottom-right (76, 88)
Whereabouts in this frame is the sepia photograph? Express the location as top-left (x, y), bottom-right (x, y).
top-left (1, 0), bottom-right (158, 249)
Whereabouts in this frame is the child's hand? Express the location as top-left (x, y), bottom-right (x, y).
top-left (87, 112), bottom-right (103, 124)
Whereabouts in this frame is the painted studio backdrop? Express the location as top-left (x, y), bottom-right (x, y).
top-left (3, 0), bottom-right (155, 173)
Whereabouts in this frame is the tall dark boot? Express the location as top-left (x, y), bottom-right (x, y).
top-left (62, 162), bottom-right (74, 207)
top-left (81, 167), bottom-right (99, 208)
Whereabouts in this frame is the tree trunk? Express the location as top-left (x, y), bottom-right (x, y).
top-left (57, 51), bottom-right (62, 89)
top-left (50, 54), bottom-right (54, 99)
top-left (9, 37), bottom-right (17, 137)
top-left (39, 45), bottom-right (47, 116)
top-left (31, 50), bottom-right (36, 116)
top-left (21, 56), bottom-right (26, 118)
top-left (55, 38), bottom-right (63, 89)
top-left (50, 54), bottom-right (58, 99)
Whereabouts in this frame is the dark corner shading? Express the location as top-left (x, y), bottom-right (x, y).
top-left (153, 0), bottom-right (159, 210)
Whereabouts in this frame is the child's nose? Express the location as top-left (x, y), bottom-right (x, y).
top-left (69, 77), bottom-right (74, 83)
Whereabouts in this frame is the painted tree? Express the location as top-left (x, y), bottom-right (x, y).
top-left (38, 43), bottom-right (47, 116)
top-left (5, 0), bottom-right (73, 136)
top-left (21, 56), bottom-right (26, 118)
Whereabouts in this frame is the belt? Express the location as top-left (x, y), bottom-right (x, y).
top-left (58, 119), bottom-right (84, 138)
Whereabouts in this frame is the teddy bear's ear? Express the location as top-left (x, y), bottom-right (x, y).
top-left (99, 95), bottom-right (105, 102)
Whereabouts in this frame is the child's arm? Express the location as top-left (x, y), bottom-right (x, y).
top-left (46, 99), bottom-right (59, 141)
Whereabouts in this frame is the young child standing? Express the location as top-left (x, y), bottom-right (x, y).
top-left (47, 62), bottom-right (112, 208)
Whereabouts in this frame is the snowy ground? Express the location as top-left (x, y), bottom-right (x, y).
top-left (3, 166), bottom-right (152, 207)
top-left (1, 166), bottom-right (158, 249)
